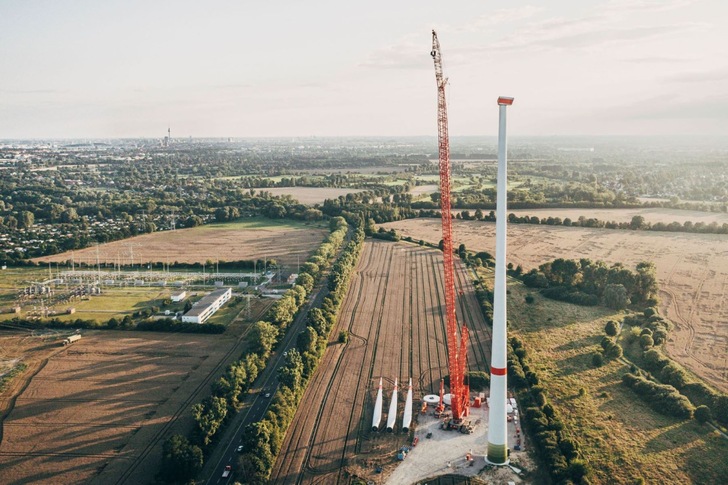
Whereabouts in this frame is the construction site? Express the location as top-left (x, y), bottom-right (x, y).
top-left (269, 31), bottom-right (525, 484)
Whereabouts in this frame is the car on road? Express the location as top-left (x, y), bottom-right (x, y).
top-left (283, 351), bottom-right (288, 357)
top-left (236, 445), bottom-right (244, 453)
top-left (264, 392), bottom-right (271, 398)
top-left (222, 465), bottom-right (232, 478)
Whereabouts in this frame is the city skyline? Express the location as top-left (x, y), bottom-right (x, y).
top-left (1, 0), bottom-right (727, 138)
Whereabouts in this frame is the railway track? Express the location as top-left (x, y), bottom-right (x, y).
top-left (111, 324), bottom-right (254, 484)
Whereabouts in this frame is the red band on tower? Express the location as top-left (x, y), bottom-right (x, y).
top-left (491, 367), bottom-right (507, 376)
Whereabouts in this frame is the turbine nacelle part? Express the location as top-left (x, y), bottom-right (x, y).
top-left (497, 96), bottom-right (514, 106)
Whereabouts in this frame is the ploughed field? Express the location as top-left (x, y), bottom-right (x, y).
top-left (270, 239), bottom-right (492, 484)
top-left (383, 218), bottom-right (728, 393)
top-left (0, 331), bottom-right (241, 484)
top-left (33, 218), bottom-right (327, 269)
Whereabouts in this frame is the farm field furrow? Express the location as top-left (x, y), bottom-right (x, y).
top-left (0, 331), bottom-right (241, 485)
top-left (32, 218), bottom-right (327, 269)
top-left (383, 219), bottom-right (728, 393)
top-left (270, 239), bottom-right (491, 484)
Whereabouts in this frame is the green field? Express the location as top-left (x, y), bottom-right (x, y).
top-left (486, 270), bottom-right (728, 484)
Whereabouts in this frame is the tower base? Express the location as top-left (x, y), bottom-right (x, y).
top-left (485, 442), bottom-right (509, 465)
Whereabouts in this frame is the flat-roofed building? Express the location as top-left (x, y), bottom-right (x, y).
top-left (181, 288), bottom-right (232, 324)
top-left (171, 290), bottom-right (187, 302)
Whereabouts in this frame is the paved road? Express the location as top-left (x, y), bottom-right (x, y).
top-left (203, 281), bottom-right (332, 484)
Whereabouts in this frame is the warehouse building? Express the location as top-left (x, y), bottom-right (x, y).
top-left (181, 288), bottom-right (231, 324)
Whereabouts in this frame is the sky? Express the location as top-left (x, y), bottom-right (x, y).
top-left (1, 0), bottom-right (727, 138)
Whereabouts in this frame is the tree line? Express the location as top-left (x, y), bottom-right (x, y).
top-left (237, 220), bottom-right (365, 483)
top-left (158, 217), bottom-right (354, 483)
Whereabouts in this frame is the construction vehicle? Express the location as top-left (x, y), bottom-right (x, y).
top-left (431, 29), bottom-right (470, 425)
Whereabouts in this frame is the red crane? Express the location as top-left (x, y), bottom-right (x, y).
top-left (431, 30), bottom-right (469, 421)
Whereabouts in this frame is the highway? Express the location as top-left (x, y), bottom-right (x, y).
top-left (203, 280), bottom-right (332, 484)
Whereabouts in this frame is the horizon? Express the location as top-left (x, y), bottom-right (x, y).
top-left (1, 0), bottom-right (727, 138)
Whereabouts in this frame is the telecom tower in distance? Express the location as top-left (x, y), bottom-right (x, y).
top-left (487, 95), bottom-right (514, 465)
top-left (162, 126), bottom-right (171, 147)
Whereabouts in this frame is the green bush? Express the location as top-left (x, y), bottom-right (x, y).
top-left (694, 405), bottom-right (712, 423)
top-left (622, 373), bottom-right (694, 419)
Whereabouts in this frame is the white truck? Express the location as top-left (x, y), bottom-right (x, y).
top-left (63, 334), bottom-right (81, 346)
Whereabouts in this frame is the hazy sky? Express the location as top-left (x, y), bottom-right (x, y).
top-left (1, 0), bottom-right (727, 138)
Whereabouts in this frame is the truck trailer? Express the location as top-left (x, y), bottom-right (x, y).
top-left (63, 334), bottom-right (81, 346)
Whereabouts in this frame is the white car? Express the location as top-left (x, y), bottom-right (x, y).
top-left (236, 445), bottom-right (244, 453)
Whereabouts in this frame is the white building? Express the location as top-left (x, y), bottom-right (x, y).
top-left (181, 288), bottom-right (232, 324)
top-left (171, 290), bottom-right (187, 302)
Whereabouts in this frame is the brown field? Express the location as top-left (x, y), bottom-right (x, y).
top-left (382, 219), bottom-right (728, 393)
top-left (270, 240), bottom-right (492, 484)
top-left (505, 207), bottom-right (728, 225)
top-left (33, 218), bottom-right (327, 269)
top-left (263, 187), bottom-right (364, 204)
top-left (0, 330), bottom-right (243, 484)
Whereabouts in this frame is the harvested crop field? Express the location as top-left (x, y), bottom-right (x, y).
top-left (33, 218), bottom-right (327, 269)
top-left (383, 218), bottom-right (728, 393)
top-left (505, 207), bottom-right (728, 226)
top-left (270, 240), bottom-right (492, 484)
top-left (0, 330), bottom-right (242, 484)
top-left (264, 187), bottom-right (364, 204)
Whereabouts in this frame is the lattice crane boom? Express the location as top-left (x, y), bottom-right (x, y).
top-left (431, 30), bottom-right (469, 420)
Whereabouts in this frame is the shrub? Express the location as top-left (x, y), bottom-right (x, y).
top-left (622, 373), bottom-right (694, 419)
top-left (605, 320), bottom-right (618, 336)
top-left (525, 294), bottom-right (535, 304)
top-left (338, 330), bottom-right (349, 343)
top-left (694, 405), bottom-right (712, 423)
top-left (592, 352), bottom-right (604, 367)
top-left (639, 334), bottom-right (654, 350)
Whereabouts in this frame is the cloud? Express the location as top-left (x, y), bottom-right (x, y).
top-left (668, 68), bottom-right (728, 83)
top-left (490, 14), bottom-right (704, 52)
top-left (600, 0), bottom-right (697, 14)
top-left (463, 6), bottom-right (544, 31)
top-left (606, 94), bottom-right (728, 120)
top-left (620, 56), bottom-right (689, 63)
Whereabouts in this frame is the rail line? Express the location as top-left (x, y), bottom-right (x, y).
top-left (112, 318), bottom-right (254, 484)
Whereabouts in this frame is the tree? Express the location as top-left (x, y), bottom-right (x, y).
top-left (248, 320), bottom-right (279, 355)
top-left (630, 215), bottom-right (645, 230)
top-left (603, 283), bottom-right (630, 309)
top-left (161, 434), bottom-right (204, 483)
top-left (278, 349), bottom-right (304, 390)
top-left (639, 334), bottom-right (654, 350)
top-left (295, 273), bottom-right (314, 293)
top-left (605, 320), bottom-right (619, 336)
top-left (695, 405), bottom-right (713, 423)
top-left (19, 210), bottom-right (34, 229)
top-left (592, 352), bottom-right (604, 367)
top-left (192, 396), bottom-right (228, 445)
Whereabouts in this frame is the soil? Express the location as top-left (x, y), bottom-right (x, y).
top-left (269, 240), bottom-right (495, 484)
top-left (383, 218), bottom-right (728, 393)
top-left (0, 330), bottom-right (243, 484)
top-left (32, 222), bottom-right (326, 270)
